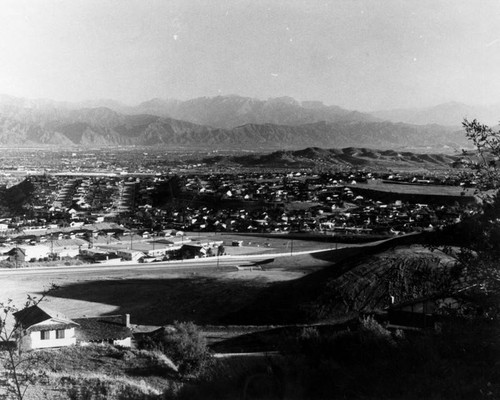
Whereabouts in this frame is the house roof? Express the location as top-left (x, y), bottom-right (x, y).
top-left (73, 315), bottom-right (132, 342)
top-left (6, 247), bottom-right (26, 256)
top-left (387, 292), bottom-right (472, 315)
top-left (14, 305), bottom-right (78, 331)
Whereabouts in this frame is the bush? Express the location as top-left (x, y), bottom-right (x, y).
top-left (140, 321), bottom-right (212, 377)
top-left (0, 260), bottom-right (15, 268)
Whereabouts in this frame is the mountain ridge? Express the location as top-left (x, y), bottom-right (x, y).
top-left (371, 101), bottom-right (500, 127)
top-left (0, 94), bottom-right (470, 150)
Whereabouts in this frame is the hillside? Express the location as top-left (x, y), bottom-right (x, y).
top-left (222, 243), bottom-right (456, 325)
top-left (0, 108), bottom-right (211, 147)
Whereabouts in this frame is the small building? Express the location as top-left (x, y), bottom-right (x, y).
top-left (180, 244), bottom-right (207, 258)
top-left (13, 305), bottom-right (79, 350)
top-left (384, 294), bottom-right (475, 332)
top-left (116, 249), bottom-right (146, 262)
top-left (73, 314), bottom-right (133, 348)
top-left (6, 247), bottom-right (26, 264)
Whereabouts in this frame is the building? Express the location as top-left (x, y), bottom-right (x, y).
top-left (180, 244), bottom-right (207, 258)
top-left (116, 249), bottom-right (146, 261)
top-left (73, 314), bottom-right (133, 347)
top-left (6, 247), bottom-right (26, 264)
top-left (13, 305), bottom-right (79, 350)
top-left (383, 294), bottom-right (476, 331)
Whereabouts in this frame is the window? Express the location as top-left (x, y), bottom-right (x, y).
top-left (40, 330), bottom-right (50, 340)
top-left (56, 329), bottom-right (65, 339)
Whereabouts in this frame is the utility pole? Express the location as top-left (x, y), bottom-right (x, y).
top-left (290, 239), bottom-right (293, 256)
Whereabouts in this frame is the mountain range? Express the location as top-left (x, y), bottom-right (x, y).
top-left (371, 101), bottom-right (500, 127)
top-left (0, 94), bottom-right (488, 150)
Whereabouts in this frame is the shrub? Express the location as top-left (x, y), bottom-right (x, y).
top-left (140, 321), bottom-right (212, 377)
top-left (0, 260), bottom-right (15, 268)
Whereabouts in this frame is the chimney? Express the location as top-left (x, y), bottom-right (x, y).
top-left (123, 313), bottom-right (130, 328)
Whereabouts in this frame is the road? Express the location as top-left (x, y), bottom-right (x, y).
top-left (0, 233), bottom-right (418, 277)
top-left (0, 256), bottom-right (270, 276)
top-left (0, 247), bottom-right (336, 276)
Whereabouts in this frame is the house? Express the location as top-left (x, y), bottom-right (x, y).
top-left (180, 244), bottom-right (207, 258)
top-left (383, 294), bottom-right (476, 332)
top-left (73, 314), bottom-right (133, 347)
top-left (6, 247), bottom-right (26, 264)
top-left (131, 324), bottom-right (171, 344)
top-left (13, 305), bottom-right (79, 350)
top-left (116, 249), bottom-right (146, 261)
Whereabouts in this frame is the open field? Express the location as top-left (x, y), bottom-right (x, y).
top-left (0, 234), bottom-right (425, 327)
top-left (0, 249), bottom-right (338, 326)
top-left (348, 180), bottom-right (479, 205)
top-left (183, 232), bottom-right (340, 254)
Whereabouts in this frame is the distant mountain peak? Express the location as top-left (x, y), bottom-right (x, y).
top-left (267, 96), bottom-right (301, 106)
top-left (0, 93), bottom-right (469, 150)
top-left (371, 101), bottom-right (500, 126)
top-left (301, 100), bottom-right (325, 109)
top-left (124, 94), bottom-right (379, 129)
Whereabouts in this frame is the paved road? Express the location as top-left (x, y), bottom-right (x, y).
top-left (0, 247), bottom-right (337, 276)
top-left (0, 256), bottom-right (275, 276)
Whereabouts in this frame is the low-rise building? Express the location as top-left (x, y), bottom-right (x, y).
top-left (73, 314), bottom-right (133, 347)
top-left (14, 305), bottom-right (79, 350)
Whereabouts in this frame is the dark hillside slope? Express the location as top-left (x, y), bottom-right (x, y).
top-left (0, 178), bottom-right (35, 213)
top-left (222, 241), bottom-right (456, 325)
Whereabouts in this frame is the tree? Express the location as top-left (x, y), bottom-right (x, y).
top-left (0, 286), bottom-right (57, 400)
top-left (456, 119), bottom-right (500, 315)
top-left (462, 118), bottom-right (500, 192)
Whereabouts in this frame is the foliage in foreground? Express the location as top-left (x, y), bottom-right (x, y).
top-left (175, 317), bottom-right (500, 400)
top-left (138, 321), bottom-right (212, 377)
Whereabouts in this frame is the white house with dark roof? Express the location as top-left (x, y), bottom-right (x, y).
top-left (13, 305), bottom-right (79, 350)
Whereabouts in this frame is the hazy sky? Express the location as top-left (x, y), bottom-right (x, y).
top-left (1, 0), bottom-right (500, 111)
